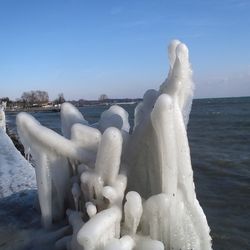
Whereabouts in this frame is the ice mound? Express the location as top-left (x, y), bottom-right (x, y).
top-left (0, 129), bottom-right (36, 198)
top-left (16, 40), bottom-right (212, 250)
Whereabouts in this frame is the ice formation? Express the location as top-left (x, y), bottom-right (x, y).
top-left (0, 128), bottom-right (36, 198)
top-left (0, 102), bottom-right (6, 132)
top-left (16, 40), bottom-right (212, 249)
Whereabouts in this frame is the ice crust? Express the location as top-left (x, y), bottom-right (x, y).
top-left (0, 129), bottom-right (36, 198)
top-left (16, 40), bottom-right (212, 249)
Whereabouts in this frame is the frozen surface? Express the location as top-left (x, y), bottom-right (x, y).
top-left (0, 129), bottom-right (36, 198)
top-left (0, 103), bottom-right (6, 132)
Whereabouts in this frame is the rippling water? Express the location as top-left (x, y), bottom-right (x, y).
top-left (5, 97), bottom-right (250, 250)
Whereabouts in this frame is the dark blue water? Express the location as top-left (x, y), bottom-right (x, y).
top-left (189, 97), bottom-right (250, 250)
top-left (5, 97), bottom-right (250, 250)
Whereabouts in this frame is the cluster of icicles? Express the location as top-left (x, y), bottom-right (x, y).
top-left (16, 40), bottom-right (212, 250)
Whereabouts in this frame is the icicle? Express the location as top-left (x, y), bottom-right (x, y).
top-left (86, 202), bottom-right (97, 218)
top-left (95, 127), bottom-right (123, 185)
top-left (124, 191), bottom-right (142, 235)
top-left (72, 182), bottom-right (81, 211)
top-left (61, 102), bottom-right (88, 139)
top-left (77, 206), bottom-right (122, 250)
top-left (66, 210), bottom-right (84, 250)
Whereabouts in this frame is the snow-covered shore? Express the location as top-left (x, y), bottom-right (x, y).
top-left (0, 130), bottom-right (58, 250)
top-left (0, 129), bottom-right (38, 249)
top-left (0, 129), bottom-right (36, 198)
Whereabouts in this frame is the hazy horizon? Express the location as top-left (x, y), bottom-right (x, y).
top-left (1, 0), bottom-right (249, 100)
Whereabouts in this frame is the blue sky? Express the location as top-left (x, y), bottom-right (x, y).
top-left (0, 0), bottom-right (249, 100)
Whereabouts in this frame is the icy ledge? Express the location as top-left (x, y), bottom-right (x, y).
top-left (16, 40), bottom-right (212, 250)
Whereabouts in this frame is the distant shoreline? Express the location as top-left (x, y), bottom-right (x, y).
top-left (5, 96), bottom-right (250, 114)
top-left (5, 107), bottom-right (61, 113)
top-left (5, 100), bottom-right (139, 113)
top-left (194, 95), bottom-right (250, 101)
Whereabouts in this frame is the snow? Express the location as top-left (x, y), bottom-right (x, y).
top-left (0, 129), bottom-right (36, 198)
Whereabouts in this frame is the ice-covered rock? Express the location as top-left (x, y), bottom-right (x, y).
top-left (0, 102), bottom-right (6, 132)
top-left (16, 40), bottom-right (212, 249)
top-left (0, 129), bottom-right (36, 198)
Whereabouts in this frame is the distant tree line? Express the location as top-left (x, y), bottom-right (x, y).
top-left (53, 93), bottom-right (65, 105)
top-left (98, 94), bottom-right (108, 101)
top-left (69, 97), bottom-right (142, 107)
top-left (1, 91), bottom-right (142, 109)
top-left (21, 90), bottom-right (49, 106)
top-left (0, 91), bottom-right (66, 109)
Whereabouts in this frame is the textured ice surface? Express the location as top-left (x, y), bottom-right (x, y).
top-left (0, 129), bottom-right (36, 198)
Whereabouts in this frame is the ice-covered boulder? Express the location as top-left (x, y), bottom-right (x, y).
top-left (0, 102), bottom-right (6, 132)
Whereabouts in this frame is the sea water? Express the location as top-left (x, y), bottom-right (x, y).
top-left (4, 97), bottom-right (250, 250)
